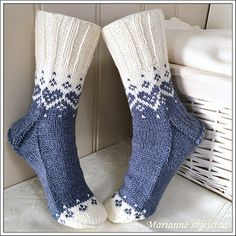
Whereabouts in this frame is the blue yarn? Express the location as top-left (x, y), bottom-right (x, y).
top-left (115, 65), bottom-right (205, 219)
top-left (8, 71), bottom-right (94, 222)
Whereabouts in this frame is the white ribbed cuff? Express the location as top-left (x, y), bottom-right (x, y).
top-left (102, 9), bottom-right (169, 79)
top-left (35, 10), bottom-right (101, 76)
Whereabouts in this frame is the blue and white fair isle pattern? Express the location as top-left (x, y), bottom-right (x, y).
top-left (124, 64), bottom-right (174, 118)
top-left (31, 69), bottom-right (108, 227)
top-left (105, 64), bottom-right (174, 222)
top-left (56, 194), bottom-right (106, 228)
top-left (32, 68), bottom-right (85, 115)
top-left (105, 63), bottom-right (204, 223)
top-left (8, 68), bottom-right (108, 228)
top-left (106, 192), bottom-right (146, 223)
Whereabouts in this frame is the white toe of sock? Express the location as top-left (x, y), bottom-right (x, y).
top-left (57, 196), bottom-right (107, 229)
top-left (105, 193), bottom-right (146, 223)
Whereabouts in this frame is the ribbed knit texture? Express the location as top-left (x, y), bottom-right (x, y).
top-left (103, 9), bottom-right (205, 223)
top-left (8, 11), bottom-right (107, 229)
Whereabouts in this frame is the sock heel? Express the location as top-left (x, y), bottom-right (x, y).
top-left (8, 108), bottom-right (42, 153)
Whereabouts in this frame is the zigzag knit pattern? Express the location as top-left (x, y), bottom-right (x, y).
top-left (32, 69), bottom-right (84, 113)
top-left (102, 9), bottom-right (205, 223)
top-left (125, 63), bottom-right (174, 116)
top-left (8, 11), bottom-right (107, 229)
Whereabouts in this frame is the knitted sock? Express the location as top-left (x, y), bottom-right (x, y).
top-left (8, 11), bottom-right (107, 228)
top-left (102, 9), bottom-right (205, 223)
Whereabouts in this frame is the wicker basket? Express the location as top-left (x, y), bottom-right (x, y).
top-left (178, 96), bottom-right (232, 200)
top-left (170, 64), bottom-right (232, 201)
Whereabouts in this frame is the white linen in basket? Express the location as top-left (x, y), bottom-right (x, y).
top-left (165, 17), bottom-right (232, 76)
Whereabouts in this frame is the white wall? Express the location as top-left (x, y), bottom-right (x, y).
top-left (207, 4), bottom-right (232, 29)
top-left (4, 3), bottom-right (210, 188)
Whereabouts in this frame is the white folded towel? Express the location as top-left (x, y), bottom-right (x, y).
top-left (165, 17), bottom-right (201, 30)
top-left (165, 18), bottom-right (232, 76)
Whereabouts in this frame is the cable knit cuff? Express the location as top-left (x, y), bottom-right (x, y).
top-left (102, 9), bottom-right (169, 79)
top-left (35, 10), bottom-right (100, 76)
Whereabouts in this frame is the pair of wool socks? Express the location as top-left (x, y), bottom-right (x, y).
top-left (8, 9), bottom-right (204, 228)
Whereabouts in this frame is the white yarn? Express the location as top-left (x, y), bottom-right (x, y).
top-left (57, 196), bottom-right (107, 228)
top-left (102, 9), bottom-right (173, 119)
top-left (105, 193), bottom-right (146, 223)
top-left (35, 10), bottom-right (100, 76)
top-left (102, 9), bottom-right (169, 81)
top-left (33, 11), bottom-right (101, 112)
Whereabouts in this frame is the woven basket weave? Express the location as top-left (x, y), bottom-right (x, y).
top-left (178, 95), bottom-right (232, 200)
